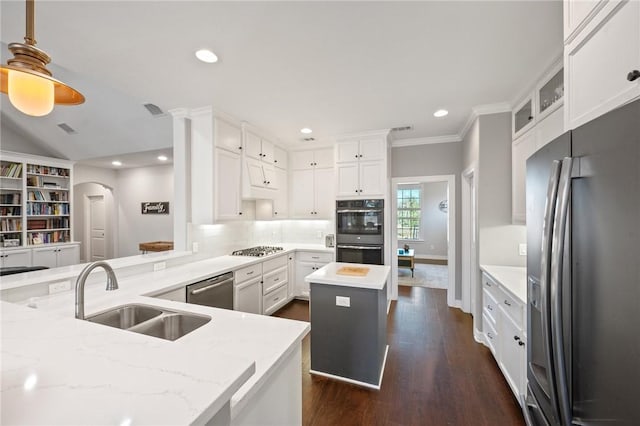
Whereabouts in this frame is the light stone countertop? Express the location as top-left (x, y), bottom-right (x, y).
top-left (480, 264), bottom-right (527, 304)
top-left (305, 262), bottom-right (391, 291)
top-left (1, 247), bottom-right (316, 425)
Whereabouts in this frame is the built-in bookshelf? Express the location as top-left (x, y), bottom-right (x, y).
top-left (0, 154), bottom-right (74, 248)
top-left (0, 160), bottom-right (24, 247)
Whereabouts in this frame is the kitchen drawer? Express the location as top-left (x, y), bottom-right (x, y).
top-left (482, 273), bottom-right (504, 302)
top-left (297, 251), bottom-right (332, 263)
top-left (263, 265), bottom-right (288, 294)
top-left (235, 263), bottom-right (262, 284)
top-left (263, 283), bottom-right (288, 315)
top-left (500, 289), bottom-right (524, 328)
top-left (263, 254), bottom-right (288, 274)
top-left (483, 312), bottom-right (499, 356)
top-left (483, 288), bottom-right (500, 326)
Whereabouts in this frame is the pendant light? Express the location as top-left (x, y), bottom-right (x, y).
top-left (0, 0), bottom-right (84, 116)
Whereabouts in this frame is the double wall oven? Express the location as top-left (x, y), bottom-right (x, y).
top-left (336, 199), bottom-right (384, 265)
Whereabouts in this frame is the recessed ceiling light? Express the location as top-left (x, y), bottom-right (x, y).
top-left (195, 49), bottom-right (218, 63)
top-left (434, 109), bottom-right (449, 118)
top-left (157, 155), bottom-right (168, 161)
top-left (300, 128), bottom-right (313, 134)
top-left (112, 161), bottom-right (122, 166)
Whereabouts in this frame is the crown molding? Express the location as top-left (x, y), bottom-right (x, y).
top-left (334, 128), bottom-right (391, 141)
top-left (391, 135), bottom-right (461, 148)
top-left (458, 102), bottom-right (512, 140)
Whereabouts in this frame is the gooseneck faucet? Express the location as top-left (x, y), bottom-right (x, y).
top-left (75, 261), bottom-right (119, 319)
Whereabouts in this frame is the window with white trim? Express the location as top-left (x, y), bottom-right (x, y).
top-left (397, 185), bottom-right (421, 240)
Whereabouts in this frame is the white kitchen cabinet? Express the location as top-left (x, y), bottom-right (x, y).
top-left (287, 253), bottom-right (296, 299)
top-left (215, 148), bottom-right (243, 220)
top-left (244, 130), bottom-right (275, 164)
top-left (564, 0), bottom-right (604, 44)
top-left (295, 251), bottom-right (333, 298)
top-left (564, 0), bottom-right (640, 129)
top-left (290, 163), bottom-right (334, 219)
top-left (482, 272), bottom-right (527, 404)
top-left (273, 146), bottom-right (287, 170)
top-left (0, 248), bottom-right (31, 267)
top-left (513, 96), bottom-right (536, 139)
top-left (511, 131), bottom-right (538, 224)
top-left (32, 243), bottom-right (79, 268)
top-left (335, 137), bottom-right (387, 198)
top-left (246, 159), bottom-right (278, 191)
top-left (290, 148), bottom-right (334, 170)
top-left (214, 116), bottom-right (243, 154)
top-left (234, 276), bottom-right (262, 315)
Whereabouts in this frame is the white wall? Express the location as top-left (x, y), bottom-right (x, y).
top-left (74, 164), bottom-right (118, 189)
top-left (0, 120), bottom-right (59, 158)
top-left (399, 181), bottom-right (448, 258)
top-left (117, 165), bottom-right (174, 257)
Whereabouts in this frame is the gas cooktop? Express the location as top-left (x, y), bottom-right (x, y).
top-left (231, 246), bottom-right (284, 257)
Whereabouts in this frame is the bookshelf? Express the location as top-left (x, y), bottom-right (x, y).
top-left (0, 153), bottom-right (75, 249)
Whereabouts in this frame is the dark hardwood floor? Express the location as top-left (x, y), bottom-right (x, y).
top-left (273, 285), bottom-right (524, 426)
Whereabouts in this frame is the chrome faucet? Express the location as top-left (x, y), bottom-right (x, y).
top-left (75, 261), bottom-right (119, 319)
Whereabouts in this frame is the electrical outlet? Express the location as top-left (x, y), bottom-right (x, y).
top-left (317, 231), bottom-right (323, 238)
top-left (336, 296), bottom-right (351, 307)
top-left (153, 262), bottom-right (166, 272)
top-left (48, 280), bottom-right (71, 294)
top-left (519, 243), bottom-right (527, 256)
top-left (192, 242), bottom-right (199, 253)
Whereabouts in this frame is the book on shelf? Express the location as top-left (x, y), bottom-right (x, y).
top-left (0, 163), bottom-right (23, 178)
top-left (2, 238), bottom-right (21, 248)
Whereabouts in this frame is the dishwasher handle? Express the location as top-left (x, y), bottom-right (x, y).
top-left (189, 277), bottom-right (233, 295)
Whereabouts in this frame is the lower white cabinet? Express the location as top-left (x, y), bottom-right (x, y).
top-left (0, 248), bottom-right (32, 267)
top-left (294, 251), bottom-right (333, 298)
top-left (234, 276), bottom-right (262, 315)
top-left (32, 244), bottom-right (80, 268)
top-left (482, 272), bottom-right (527, 404)
top-left (287, 253), bottom-right (296, 299)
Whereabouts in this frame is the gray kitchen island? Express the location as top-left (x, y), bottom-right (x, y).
top-left (305, 262), bottom-right (390, 389)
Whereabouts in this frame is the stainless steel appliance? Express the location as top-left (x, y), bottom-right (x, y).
top-left (186, 272), bottom-right (234, 310)
top-left (231, 246), bottom-right (284, 257)
top-left (523, 99), bottom-right (639, 425)
top-left (336, 199), bottom-right (384, 265)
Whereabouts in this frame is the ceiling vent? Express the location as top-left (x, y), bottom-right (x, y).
top-left (57, 123), bottom-right (77, 135)
top-left (391, 125), bottom-right (413, 132)
top-left (143, 103), bottom-right (165, 117)
top-left (302, 137), bottom-right (316, 142)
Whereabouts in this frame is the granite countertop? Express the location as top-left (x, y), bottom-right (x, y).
top-left (480, 264), bottom-right (527, 304)
top-left (305, 262), bottom-right (391, 290)
top-left (1, 247), bottom-right (316, 425)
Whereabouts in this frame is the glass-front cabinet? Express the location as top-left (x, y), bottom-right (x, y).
top-left (537, 64), bottom-right (564, 119)
top-left (513, 97), bottom-right (535, 137)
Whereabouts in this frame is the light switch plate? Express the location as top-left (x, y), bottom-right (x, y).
top-left (519, 243), bottom-right (527, 256)
top-left (153, 262), bottom-right (166, 272)
top-left (336, 296), bottom-right (350, 307)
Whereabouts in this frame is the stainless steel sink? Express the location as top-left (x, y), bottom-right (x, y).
top-left (85, 304), bottom-right (211, 341)
top-left (87, 304), bottom-right (163, 329)
top-left (128, 313), bottom-right (211, 341)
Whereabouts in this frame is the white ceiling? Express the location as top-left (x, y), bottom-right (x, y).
top-left (1, 1), bottom-right (563, 161)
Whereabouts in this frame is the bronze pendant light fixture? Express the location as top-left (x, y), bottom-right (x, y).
top-left (0, 0), bottom-right (85, 116)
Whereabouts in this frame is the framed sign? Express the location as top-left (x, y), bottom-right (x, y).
top-left (141, 201), bottom-right (170, 215)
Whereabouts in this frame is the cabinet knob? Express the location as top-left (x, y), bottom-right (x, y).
top-left (355, 189), bottom-right (359, 193)
top-left (238, 146), bottom-right (242, 150)
top-left (487, 332), bottom-right (494, 339)
top-left (355, 154), bottom-right (358, 158)
top-left (359, 154), bottom-right (363, 158)
top-left (274, 160), bottom-right (277, 163)
top-left (274, 212), bottom-right (278, 215)
top-left (627, 70), bottom-right (640, 82)
top-left (513, 335), bottom-right (520, 341)
top-left (504, 300), bottom-right (511, 306)
top-left (487, 304), bottom-right (492, 311)
top-left (239, 212), bottom-right (243, 215)
top-left (518, 341), bottom-right (525, 347)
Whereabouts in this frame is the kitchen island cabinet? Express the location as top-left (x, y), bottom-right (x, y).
top-left (305, 262), bottom-right (390, 389)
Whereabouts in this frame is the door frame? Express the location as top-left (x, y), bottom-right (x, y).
top-left (461, 164), bottom-right (478, 318)
top-left (390, 174), bottom-right (457, 308)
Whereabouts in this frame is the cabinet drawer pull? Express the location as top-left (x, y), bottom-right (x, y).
top-left (246, 271), bottom-right (254, 275)
top-left (274, 297), bottom-right (280, 301)
top-left (485, 282), bottom-right (491, 287)
top-left (274, 277), bottom-right (279, 281)
top-left (487, 332), bottom-right (494, 339)
top-left (504, 300), bottom-right (511, 307)
top-left (627, 70), bottom-right (640, 82)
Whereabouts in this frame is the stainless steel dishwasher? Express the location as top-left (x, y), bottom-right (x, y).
top-left (186, 272), bottom-right (234, 310)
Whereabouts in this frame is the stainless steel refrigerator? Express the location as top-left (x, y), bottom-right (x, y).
top-left (523, 98), bottom-right (639, 426)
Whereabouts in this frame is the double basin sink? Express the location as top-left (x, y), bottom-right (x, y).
top-left (86, 304), bottom-right (210, 341)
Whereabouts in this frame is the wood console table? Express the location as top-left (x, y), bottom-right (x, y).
top-left (397, 248), bottom-right (415, 277)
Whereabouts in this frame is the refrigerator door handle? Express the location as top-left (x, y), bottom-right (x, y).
top-left (550, 156), bottom-right (574, 426)
top-left (536, 159), bottom-right (562, 418)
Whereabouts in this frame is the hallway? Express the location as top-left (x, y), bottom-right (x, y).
top-left (275, 286), bottom-right (524, 426)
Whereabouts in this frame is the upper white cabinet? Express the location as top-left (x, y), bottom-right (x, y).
top-left (511, 60), bottom-right (565, 223)
top-left (244, 130), bottom-right (275, 164)
top-left (215, 116), bottom-right (243, 154)
top-left (290, 150), bottom-right (334, 219)
top-left (273, 146), bottom-right (287, 170)
top-left (215, 148), bottom-right (243, 220)
top-left (564, 0), bottom-right (640, 129)
top-left (335, 137), bottom-right (387, 198)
